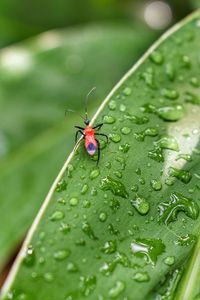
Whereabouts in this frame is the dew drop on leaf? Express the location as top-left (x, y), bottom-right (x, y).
top-left (53, 249), bottom-right (70, 261)
top-left (169, 167), bottom-right (192, 184)
top-left (103, 115), bottom-right (116, 124)
top-left (109, 133), bottom-right (121, 143)
top-left (131, 195), bottom-right (150, 215)
top-left (131, 238), bottom-right (165, 265)
top-left (150, 50), bottom-right (164, 65)
top-left (151, 179), bottom-right (162, 191)
top-left (56, 179), bottom-right (67, 192)
top-left (158, 193), bottom-right (199, 225)
top-left (50, 211), bottom-right (65, 221)
top-left (164, 256), bottom-right (175, 266)
top-left (108, 281), bottom-right (125, 298)
top-left (132, 271), bottom-right (150, 282)
top-left (89, 169), bottom-right (100, 180)
top-left (100, 176), bottom-right (128, 198)
top-left (108, 100), bottom-right (117, 110)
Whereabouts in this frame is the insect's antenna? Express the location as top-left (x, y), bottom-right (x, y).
top-left (85, 87), bottom-right (96, 119)
top-left (65, 109), bottom-right (85, 120)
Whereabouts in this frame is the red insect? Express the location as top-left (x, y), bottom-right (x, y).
top-left (74, 88), bottom-right (108, 165)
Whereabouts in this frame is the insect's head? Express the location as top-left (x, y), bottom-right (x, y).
top-left (84, 119), bottom-right (90, 126)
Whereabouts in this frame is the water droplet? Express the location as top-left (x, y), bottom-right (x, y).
top-left (109, 198), bottom-right (120, 212)
top-left (113, 170), bottom-right (122, 178)
top-left (81, 184), bottom-right (88, 195)
top-left (142, 103), bottom-right (184, 121)
top-left (124, 113), bottom-right (149, 125)
top-left (69, 197), bottom-right (79, 206)
top-left (151, 179), bottom-right (162, 191)
top-left (190, 77), bottom-right (199, 87)
top-left (67, 262), bottom-right (78, 272)
top-left (56, 179), bottom-right (67, 192)
top-left (169, 167), bottom-right (192, 184)
top-left (99, 212), bottom-right (107, 222)
top-left (123, 87), bottom-right (132, 96)
top-left (83, 200), bottom-right (91, 208)
top-left (148, 146), bottom-right (164, 162)
top-left (108, 100), bottom-right (117, 110)
top-left (108, 281), bottom-right (125, 298)
top-left (101, 240), bottom-right (117, 254)
top-left (158, 193), bottom-right (199, 225)
top-left (150, 50), bottom-right (164, 65)
top-left (103, 115), bottom-right (116, 124)
top-left (185, 91), bottom-right (200, 105)
top-left (131, 195), bottom-right (150, 215)
top-left (119, 143), bottom-right (130, 153)
top-left (67, 164), bottom-right (74, 178)
top-left (108, 223), bottom-right (119, 235)
top-left (54, 249), bottom-right (70, 261)
top-left (157, 104), bottom-right (184, 121)
top-left (131, 184), bottom-right (139, 192)
top-left (119, 104), bottom-right (126, 112)
top-left (23, 245), bottom-right (35, 267)
top-left (79, 275), bottom-right (96, 297)
top-left (175, 233), bottom-right (197, 246)
top-left (109, 133), bottom-right (121, 143)
top-left (132, 272), bottom-right (150, 282)
top-left (44, 272), bottom-right (54, 282)
top-left (59, 222), bottom-right (71, 234)
top-left (89, 169), bottom-right (100, 180)
top-left (164, 256), bottom-right (175, 266)
top-left (91, 187), bottom-right (97, 196)
top-left (161, 88), bottom-right (179, 100)
top-left (82, 221), bottom-right (98, 240)
top-left (165, 63), bottom-right (175, 81)
top-left (121, 126), bottom-right (131, 135)
top-left (155, 135), bottom-right (179, 151)
top-left (50, 211), bottom-right (64, 221)
top-left (100, 176), bottom-right (128, 198)
top-left (141, 67), bottom-right (156, 88)
top-left (135, 168), bottom-right (142, 176)
top-left (182, 55), bottom-right (191, 68)
top-left (134, 127), bottom-right (158, 142)
top-left (131, 238), bottom-right (165, 265)
top-left (176, 154), bottom-right (192, 162)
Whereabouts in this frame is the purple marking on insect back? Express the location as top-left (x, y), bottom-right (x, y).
top-left (87, 143), bottom-right (96, 155)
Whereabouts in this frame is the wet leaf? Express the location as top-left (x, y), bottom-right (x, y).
top-left (2, 10), bottom-right (200, 300)
top-left (0, 24), bottom-right (155, 268)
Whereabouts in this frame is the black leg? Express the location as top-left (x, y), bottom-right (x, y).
top-left (75, 125), bottom-right (85, 130)
top-left (95, 133), bottom-right (108, 143)
top-left (95, 138), bottom-right (101, 166)
top-left (93, 123), bottom-right (103, 131)
top-left (75, 130), bottom-right (84, 143)
top-left (74, 135), bottom-right (84, 153)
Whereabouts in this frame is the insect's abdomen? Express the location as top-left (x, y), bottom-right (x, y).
top-left (85, 136), bottom-right (96, 156)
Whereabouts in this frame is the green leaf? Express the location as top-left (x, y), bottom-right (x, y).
top-left (2, 10), bottom-right (200, 300)
top-left (0, 24), bottom-right (156, 268)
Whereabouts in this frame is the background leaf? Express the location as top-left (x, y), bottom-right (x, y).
top-left (1, 10), bottom-right (200, 300)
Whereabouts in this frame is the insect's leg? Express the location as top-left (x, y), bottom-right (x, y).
top-left (75, 130), bottom-right (84, 144)
top-left (95, 133), bottom-right (109, 143)
top-left (75, 125), bottom-right (85, 130)
top-left (95, 138), bottom-right (101, 166)
top-left (74, 135), bottom-right (84, 153)
top-left (93, 123), bottom-right (103, 131)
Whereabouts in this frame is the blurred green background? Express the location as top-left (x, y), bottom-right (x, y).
top-left (0, 0), bottom-right (198, 285)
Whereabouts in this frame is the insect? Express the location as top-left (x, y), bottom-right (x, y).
top-left (72, 87), bottom-right (108, 165)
